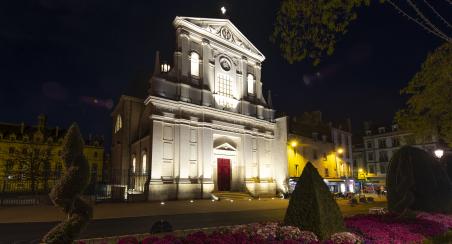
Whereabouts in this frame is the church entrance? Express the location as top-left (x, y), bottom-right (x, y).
top-left (217, 158), bottom-right (231, 191)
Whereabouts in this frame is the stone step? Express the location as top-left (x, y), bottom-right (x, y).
top-left (211, 191), bottom-right (252, 200)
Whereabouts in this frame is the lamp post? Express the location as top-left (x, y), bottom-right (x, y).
top-left (335, 147), bottom-right (344, 178)
top-left (290, 140), bottom-right (299, 176)
top-left (358, 168), bottom-right (366, 194)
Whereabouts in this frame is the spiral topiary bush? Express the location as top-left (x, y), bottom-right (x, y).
top-left (42, 123), bottom-right (93, 243)
top-left (284, 162), bottom-right (345, 240)
top-left (387, 146), bottom-right (452, 214)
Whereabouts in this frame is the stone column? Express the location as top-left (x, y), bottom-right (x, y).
top-left (255, 62), bottom-right (262, 100)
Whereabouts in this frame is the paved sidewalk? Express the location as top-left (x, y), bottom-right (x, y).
top-left (0, 198), bottom-right (289, 223)
top-left (0, 194), bottom-right (386, 224)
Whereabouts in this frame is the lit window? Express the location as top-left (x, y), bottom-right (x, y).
top-left (247, 74), bottom-right (254, 94)
top-left (216, 73), bottom-right (232, 98)
top-left (132, 156), bottom-right (136, 173)
top-left (190, 52), bottom-right (199, 77)
top-left (115, 115), bottom-right (122, 133)
top-left (142, 153), bottom-right (147, 173)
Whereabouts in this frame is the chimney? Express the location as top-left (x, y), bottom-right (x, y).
top-left (346, 118), bottom-right (352, 132)
top-left (364, 121), bottom-right (371, 131)
top-left (153, 50), bottom-right (160, 75)
top-left (267, 90), bottom-right (273, 108)
top-left (37, 114), bottom-right (46, 131)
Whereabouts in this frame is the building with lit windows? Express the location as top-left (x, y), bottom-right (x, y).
top-left (111, 17), bottom-right (288, 201)
top-left (353, 123), bottom-right (447, 188)
top-left (286, 112), bottom-right (354, 193)
top-left (0, 115), bottom-right (104, 193)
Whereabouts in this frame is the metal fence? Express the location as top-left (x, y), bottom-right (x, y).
top-left (0, 170), bottom-right (150, 205)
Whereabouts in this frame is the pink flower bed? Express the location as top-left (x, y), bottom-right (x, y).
top-left (112, 213), bottom-right (452, 244)
top-left (118, 222), bottom-right (318, 244)
top-left (345, 213), bottom-right (452, 244)
top-left (416, 212), bottom-right (452, 229)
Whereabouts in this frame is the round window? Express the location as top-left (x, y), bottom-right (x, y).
top-left (219, 57), bottom-right (231, 71)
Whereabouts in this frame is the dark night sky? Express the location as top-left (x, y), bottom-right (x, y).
top-left (0, 1), bottom-right (445, 148)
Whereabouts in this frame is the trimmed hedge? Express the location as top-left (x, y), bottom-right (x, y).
top-left (441, 154), bottom-right (452, 182)
top-left (387, 146), bottom-right (452, 214)
top-left (284, 162), bottom-right (345, 240)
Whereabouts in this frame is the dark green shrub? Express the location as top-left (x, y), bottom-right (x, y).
top-left (284, 162), bottom-right (345, 240)
top-left (150, 220), bottom-right (173, 234)
top-left (42, 124), bottom-right (93, 243)
top-left (441, 154), bottom-right (452, 181)
top-left (387, 146), bottom-right (452, 214)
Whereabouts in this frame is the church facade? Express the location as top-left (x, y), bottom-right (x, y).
top-left (111, 17), bottom-right (288, 201)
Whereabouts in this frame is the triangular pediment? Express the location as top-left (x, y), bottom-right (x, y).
top-left (173, 16), bottom-right (265, 62)
top-left (215, 142), bottom-right (237, 151)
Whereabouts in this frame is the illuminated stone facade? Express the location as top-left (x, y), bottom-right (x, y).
top-left (111, 17), bottom-right (288, 201)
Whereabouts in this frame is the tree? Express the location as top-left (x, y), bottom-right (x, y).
top-left (387, 146), bottom-right (452, 214)
top-left (272, 0), bottom-right (451, 65)
top-left (8, 144), bottom-right (51, 193)
top-left (395, 42), bottom-right (452, 146)
top-left (42, 123), bottom-right (92, 243)
top-left (284, 162), bottom-right (345, 240)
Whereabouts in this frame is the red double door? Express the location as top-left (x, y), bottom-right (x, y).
top-left (217, 158), bottom-right (231, 191)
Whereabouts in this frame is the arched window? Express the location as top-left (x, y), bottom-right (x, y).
top-left (190, 52), bottom-right (199, 77)
top-left (142, 153), bottom-right (147, 174)
top-left (132, 156), bottom-right (136, 173)
top-left (247, 74), bottom-right (254, 94)
top-left (115, 115), bottom-right (122, 133)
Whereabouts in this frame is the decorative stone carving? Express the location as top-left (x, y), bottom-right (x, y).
top-left (219, 57), bottom-right (231, 71)
top-left (203, 25), bottom-right (251, 51)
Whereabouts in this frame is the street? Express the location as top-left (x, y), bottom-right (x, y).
top-left (0, 208), bottom-right (286, 244)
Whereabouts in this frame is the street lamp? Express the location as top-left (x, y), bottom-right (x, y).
top-left (434, 149), bottom-right (444, 159)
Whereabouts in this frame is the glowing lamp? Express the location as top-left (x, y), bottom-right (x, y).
top-left (220, 6), bottom-right (226, 15)
top-left (161, 63), bottom-right (170, 73)
top-left (358, 168), bottom-right (363, 173)
top-left (337, 148), bottom-right (344, 154)
top-left (291, 141), bottom-right (298, 148)
top-left (434, 149), bottom-right (444, 159)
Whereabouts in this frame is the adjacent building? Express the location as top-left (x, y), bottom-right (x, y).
top-left (111, 17), bottom-right (288, 201)
top-left (0, 115), bottom-right (104, 193)
top-left (353, 123), bottom-right (445, 188)
top-left (287, 112), bottom-right (354, 193)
